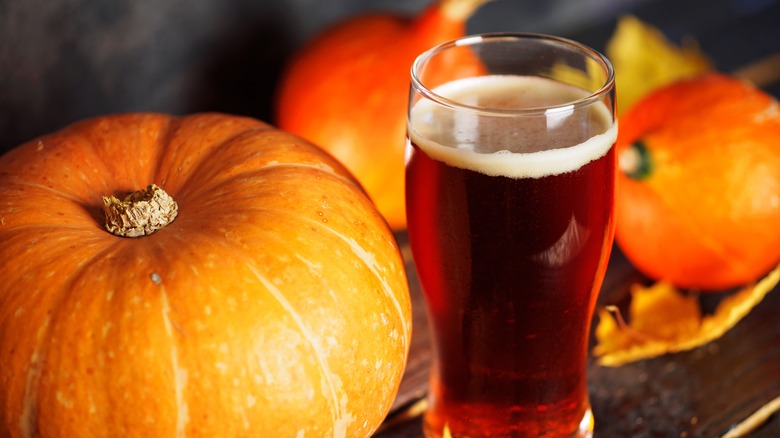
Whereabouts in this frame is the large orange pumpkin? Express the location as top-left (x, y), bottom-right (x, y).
top-left (0, 113), bottom-right (412, 437)
top-left (275, 0), bottom-right (487, 230)
top-left (615, 73), bottom-right (780, 290)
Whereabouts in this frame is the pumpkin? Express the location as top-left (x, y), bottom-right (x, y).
top-left (615, 73), bottom-right (780, 290)
top-left (0, 113), bottom-right (412, 437)
top-left (275, 0), bottom-right (488, 230)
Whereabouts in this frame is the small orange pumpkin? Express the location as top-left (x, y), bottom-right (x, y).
top-left (615, 73), bottom-right (780, 290)
top-left (275, 0), bottom-right (488, 230)
top-left (0, 113), bottom-right (412, 437)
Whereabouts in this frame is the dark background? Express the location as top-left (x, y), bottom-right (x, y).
top-left (3, 1), bottom-right (780, 436)
top-left (2, 0), bottom-right (779, 155)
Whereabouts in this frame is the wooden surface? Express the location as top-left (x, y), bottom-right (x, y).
top-left (377, 234), bottom-right (780, 437)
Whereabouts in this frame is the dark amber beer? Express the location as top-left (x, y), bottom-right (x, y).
top-left (406, 66), bottom-right (616, 437)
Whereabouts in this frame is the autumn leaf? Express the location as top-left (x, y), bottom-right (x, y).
top-left (594, 265), bottom-right (780, 367)
top-left (606, 15), bottom-right (712, 114)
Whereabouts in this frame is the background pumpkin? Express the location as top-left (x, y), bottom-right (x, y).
top-left (275, 0), bottom-right (488, 230)
top-left (0, 113), bottom-right (412, 437)
top-left (615, 73), bottom-right (780, 290)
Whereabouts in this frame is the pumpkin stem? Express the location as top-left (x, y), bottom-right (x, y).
top-left (439, 0), bottom-right (491, 21)
top-left (101, 184), bottom-right (178, 237)
top-left (620, 141), bottom-right (654, 180)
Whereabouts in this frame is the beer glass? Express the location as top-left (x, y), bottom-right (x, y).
top-left (405, 33), bottom-right (616, 437)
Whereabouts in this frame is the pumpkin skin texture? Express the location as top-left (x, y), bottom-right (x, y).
top-left (0, 113), bottom-right (412, 437)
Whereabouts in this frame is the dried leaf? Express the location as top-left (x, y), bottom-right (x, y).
top-left (628, 281), bottom-right (701, 340)
top-left (606, 15), bottom-right (712, 114)
top-left (549, 57), bottom-right (608, 97)
top-left (594, 265), bottom-right (780, 366)
top-left (722, 395), bottom-right (780, 438)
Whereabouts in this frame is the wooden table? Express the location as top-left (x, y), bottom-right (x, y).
top-left (377, 1), bottom-right (780, 435)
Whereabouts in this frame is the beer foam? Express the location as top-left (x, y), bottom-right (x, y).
top-left (409, 75), bottom-right (617, 178)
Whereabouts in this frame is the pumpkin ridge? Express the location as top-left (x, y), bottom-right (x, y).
top-left (190, 164), bottom-right (359, 222)
top-left (164, 155), bottom-right (374, 244)
top-left (179, 161), bottom-right (363, 207)
top-left (4, 177), bottom-right (92, 207)
top-left (0, 221), bottom-right (99, 235)
top-left (183, 205), bottom-right (406, 434)
top-left (256, 161), bottom-right (361, 191)
top-left (246, 264), bottom-right (346, 432)
top-left (272, 212), bottom-right (409, 347)
top-left (189, 202), bottom-right (408, 349)
top-left (16, 239), bottom-right (125, 437)
top-left (155, 122), bottom-right (275, 196)
top-left (158, 283), bottom-right (189, 438)
top-left (20, 320), bottom-right (46, 438)
top-left (179, 216), bottom-right (359, 433)
top-left (61, 117), bottom-right (169, 195)
top-left (150, 116), bottom-right (179, 188)
top-left (52, 127), bottom-right (120, 193)
top-left (293, 212), bottom-right (410, 349)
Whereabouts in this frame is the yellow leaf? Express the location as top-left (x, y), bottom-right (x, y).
top-left (549, 56), bottom-right (608, 96)
top-left (628, 281), bottom-right (700, 340)
top-left (606, 15), bottom-right (712, 114)
top-left (594, 265), bottom-right (780, 366)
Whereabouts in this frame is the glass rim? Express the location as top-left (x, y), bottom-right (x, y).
top-left (410, 32), bottom-right (616, 117)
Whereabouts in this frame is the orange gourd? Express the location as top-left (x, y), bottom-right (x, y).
top-left (275, 0), bottom-right (488, 230)
top-left (615, 73), bottom-right (780, 290)
top-left (0, 113), bottom-right (412, 437)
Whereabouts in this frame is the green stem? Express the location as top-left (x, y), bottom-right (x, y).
top-left (619, 141), bottom-right (654, 180)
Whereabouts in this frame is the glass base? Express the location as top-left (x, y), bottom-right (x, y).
top-left (579, 408), bottom-right (594, 438)
top-left (423, 406), bottom-right (594, 438)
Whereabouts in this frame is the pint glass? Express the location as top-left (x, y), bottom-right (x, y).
top-left (405, 33), bottom-right (617, 437)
